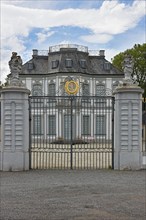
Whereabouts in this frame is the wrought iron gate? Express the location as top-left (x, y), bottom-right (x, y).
top-left (29, 96), bottom-right (114, 169)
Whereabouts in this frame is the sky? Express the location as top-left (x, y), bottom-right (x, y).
top-left (0, 0), bottom-right (146, 83)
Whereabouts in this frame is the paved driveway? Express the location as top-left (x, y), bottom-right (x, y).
top-left (0, 170), bottom-right (146, 220)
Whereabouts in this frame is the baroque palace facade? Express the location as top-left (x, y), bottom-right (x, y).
top-left (19, 44), bottom-right (124, 142)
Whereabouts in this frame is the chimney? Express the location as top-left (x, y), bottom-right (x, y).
top-left (32, 49), bottom-right (38, 57)
top-left (99, 50), bottom-right (105, 57)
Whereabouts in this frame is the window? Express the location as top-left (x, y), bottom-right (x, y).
top-left (48, 115), bottom-right (56, 135)
top-left (82, 116), bottom-right (90, 135)
top-left (32, 84), bottom-right (42, 96)
top-left (82, 83), bottom-right (90, 96)
top-left (80, 59), bottom-right (86, 69)
top-left (104, 62), bottom-right (111, 70)
top-left (96, 84), bottom-right (105, 96)
top-left (33, 115), bottom-right (42, 135)
top-left (96, 116), bottom-right (106, 135)
top-left (65, 59), bottom-right (73, 68)
top-left (52, 60), bottom-right (59, 69)
top-left (27, 62), bottom-right (33, 70)
top-left (48, 83), bottom-right (56, 96)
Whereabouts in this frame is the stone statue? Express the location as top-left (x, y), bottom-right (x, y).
top-left (9, 52), bottom-right (22, 77)
top-left (8, 52), bottom-right (23, 86)
top-left (122, 54), bottom-right (134, 84)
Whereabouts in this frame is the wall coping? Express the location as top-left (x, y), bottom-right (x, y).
top-left (113, 85), bottom-right (143, 95)
top-left (0, 86), bottom-right (30, 95)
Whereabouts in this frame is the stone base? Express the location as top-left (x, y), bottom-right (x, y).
top-left (0, 151), bottom-right (29, 171)
top-left (114, 150), bottom-right (142, 170)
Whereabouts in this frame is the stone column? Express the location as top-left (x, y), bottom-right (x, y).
top-left (0, 52), bottom-right (30, 171)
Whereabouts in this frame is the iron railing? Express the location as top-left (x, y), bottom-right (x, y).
top-left (29, 95), bottom-right (114, 169)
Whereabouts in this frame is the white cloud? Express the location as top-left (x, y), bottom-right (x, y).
top-left (81, 33), bottom-right (113, 44)
top-left (1, 0), bottom-right (145, 82)
top-left (105, 48), bottom-right (122, 62)
top-left (1, 0), bottom-right (145, 40)
top-left (36, 31), bottom-right (55, 43)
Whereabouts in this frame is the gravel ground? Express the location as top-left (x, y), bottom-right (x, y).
top-left (0, 170), bottom-right (146, 220)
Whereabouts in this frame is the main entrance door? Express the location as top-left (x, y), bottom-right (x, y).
top-left (29, 96), bottom-right (114, 169)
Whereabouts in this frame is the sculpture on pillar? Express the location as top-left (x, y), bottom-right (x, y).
top-left (122, 54), bottom-right (134, 85)
top-left (8, 52), bottom-right (23, 86)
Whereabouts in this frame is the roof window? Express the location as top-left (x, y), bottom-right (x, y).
top-left (65, 59), bottom-right (73, 68)
top-left (27, 62), bottom-right (34, 70)
top-left (52, 60), bottom-right (59, 69)
top-left (80, 59), bottom-right (86, 69)
top-left (104, 62), bottom-right (111, 70)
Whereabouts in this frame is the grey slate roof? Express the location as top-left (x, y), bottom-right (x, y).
top-left (21, 47), bottom-right (123, 77)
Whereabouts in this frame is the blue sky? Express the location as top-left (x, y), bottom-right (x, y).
top-left (1, 0), bottom-right (146, 82)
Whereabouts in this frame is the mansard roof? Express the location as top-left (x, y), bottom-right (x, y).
top-left (21, 44), bottom-right (123, 77)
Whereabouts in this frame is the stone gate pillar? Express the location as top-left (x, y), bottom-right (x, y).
top-left (114, 86), bottom-right (143, 170)
top-left (0, 88), bottom-right (30, 171)
top-left (114, 55), bottom-right (143, 170)
top-left (0, 52), bottom-right (30, 171)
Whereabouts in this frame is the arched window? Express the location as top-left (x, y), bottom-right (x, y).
top-left (96, 83), bottom-right (105, 96)
top-left (32, 82), bottom-right (42, 96)
top-left (48, 81), bottom-right (56, 96)
top-left (82, 82), bottom-right (90, 96)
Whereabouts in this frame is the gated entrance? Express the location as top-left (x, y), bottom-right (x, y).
top-left (29, 95), bottom-right (114, 169)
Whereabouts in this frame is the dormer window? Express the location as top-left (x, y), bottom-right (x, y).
top-left (27, 62), bottom-right (34, 70)
top-left (52, 60), bottom-right (59, 69)
top-left (80, 59), bottom-right (86, 69)
top-left (65, 59), bottom-right (73, 68)
top-left (104, 62), bottom-right (111, 70)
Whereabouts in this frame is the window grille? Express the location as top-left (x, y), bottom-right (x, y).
top-left (96, 84), bottom-right (105, 96)
top-left (32, 84), bottom-right (42, 96)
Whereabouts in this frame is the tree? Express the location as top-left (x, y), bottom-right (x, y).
top-left (112, 43), bottom-right (146, 97)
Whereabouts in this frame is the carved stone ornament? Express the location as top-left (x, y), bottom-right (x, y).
top-left (8, 52), bottom-right (24, 87)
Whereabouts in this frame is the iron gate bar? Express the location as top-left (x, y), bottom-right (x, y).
top-left (112, 96), bottom-right (115, 169)
top-left (29, 95), bottom-right (115, 169)
top-left (70, 97), bottom-right (73, 169)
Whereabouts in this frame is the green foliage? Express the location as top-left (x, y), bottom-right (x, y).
top-left (112, 43), bottom-right (146, 97)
